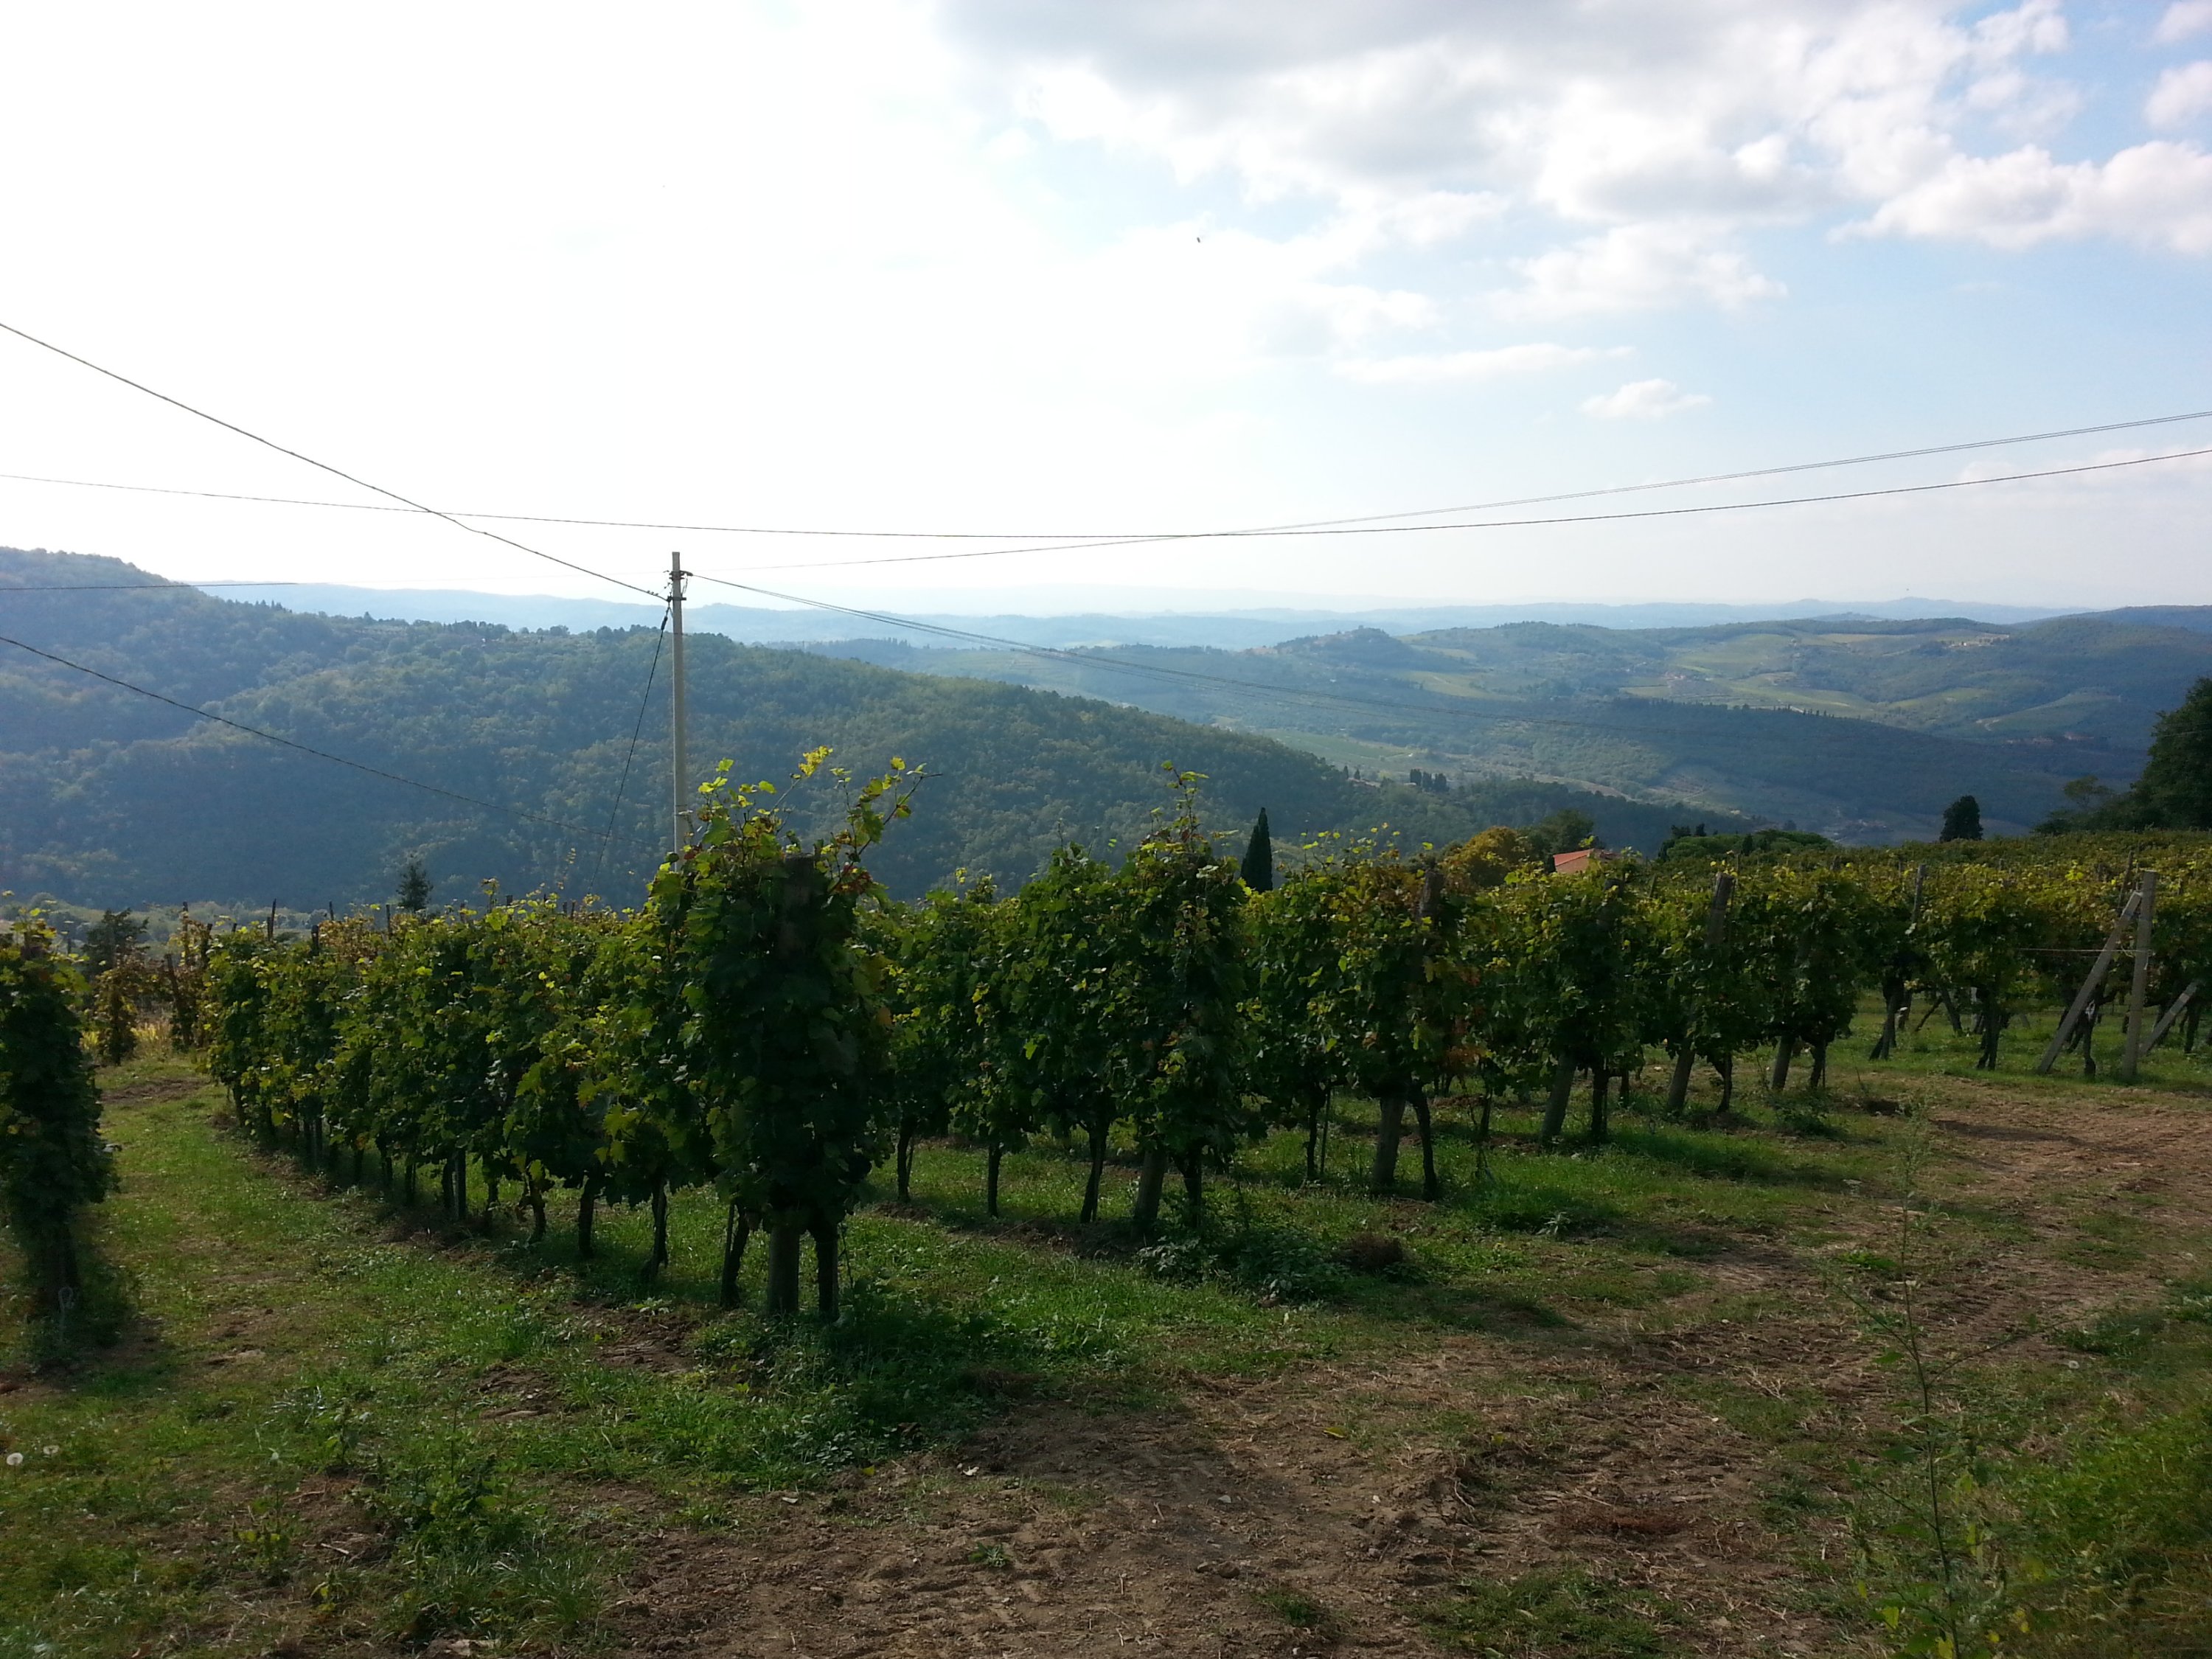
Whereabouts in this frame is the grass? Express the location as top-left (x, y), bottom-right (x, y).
top-left (1422, 1565), bottom-right (1684, 1655)
top-left (1823, 989), bottom-right (2212, 1098)
top-left (1254, 1584), bottom-right (1337, 1632)
top-left (7, 1036), bottom-right (2212, 1655)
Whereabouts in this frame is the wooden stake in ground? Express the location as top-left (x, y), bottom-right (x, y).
top-left (2034, 884), bottom-right (2140, 1075)
top-left (2121, 871), bottom-right (2159, 1082)
top-left (2147, 980), bottom-right (2200, 1055)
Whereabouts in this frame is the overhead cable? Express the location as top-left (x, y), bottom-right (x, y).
top-left (594, 609), bottom-right (671, 883)
top-left (704, 444), bottom-right (2212, 574)
top-left (0, 319), bottom-right (661, 601)
top-left (0, 406), bottom-right (2205, 549)
top-left (0, 632), bottom-right (652, 848)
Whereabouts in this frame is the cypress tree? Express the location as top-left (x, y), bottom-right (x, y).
top-left (1938, 795), bottom-right (1984, 843)
top-left (1240, 807), bottom-right (1274, 892)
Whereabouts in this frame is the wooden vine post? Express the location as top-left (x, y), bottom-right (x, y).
top-left (2121, 870), bottom-right (2159, 1082)
top-left (2035, 883), bottom-right (2142, 1075)
top-left (2146, 981), bottom-right (2199, 1054)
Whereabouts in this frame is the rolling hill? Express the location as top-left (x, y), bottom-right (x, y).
top-left (803, 610), bottom-right (2209, 840)
top-left (0, 547), bottom-right (1722, 908)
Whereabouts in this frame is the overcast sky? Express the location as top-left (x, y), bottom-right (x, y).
top-left (1, 1), bottom-right (2208, 612)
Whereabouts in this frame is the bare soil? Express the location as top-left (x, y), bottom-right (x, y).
top-left (594, 1079), bottom-right (2212, 1659)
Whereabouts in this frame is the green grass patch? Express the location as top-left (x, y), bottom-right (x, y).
top-left (1253, 1584), bottom-right (1337, 1632)
top-left (1423, 1566), bottom-right (1685, 1655)
top-left (19, 1046), bottom-right (2208, 1657)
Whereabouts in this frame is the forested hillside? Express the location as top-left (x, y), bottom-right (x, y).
top-left (0, 548), bottom-right (1714, 908)
top-left (810, 610), bottom-right (2200, 838)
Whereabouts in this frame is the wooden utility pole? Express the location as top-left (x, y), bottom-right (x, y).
top-left (2121, 870), bottom-right (2158, 1082)
top-left (669, 549), bottom-right (689, 856)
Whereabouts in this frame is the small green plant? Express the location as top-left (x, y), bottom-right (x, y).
top-left (229, 1498), bottom-right (296, 1582)
top-left (1840, 1107), bottom-right (2018, 1657)
top-left (966, 1542), bottom-right (1012, 1568)
top-left (358, 1441), bottom-right (604, 1644)
top-left (1255, 1585), bottom-right (1334, 1632)
top-left (2059, 1307), bottom-right (2167, 1359)
top-left (278, 1383), bottom-right (373, 1472)
top-left (1423, 1566), bottom-right (1680, 1655)
top-left (1133, 1216), bottom-right (1348, 1304)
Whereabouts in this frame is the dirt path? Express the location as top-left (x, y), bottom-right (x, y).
top-left (601, 1081), bottom-right (2212, 1659)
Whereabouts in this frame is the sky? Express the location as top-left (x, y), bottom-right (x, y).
top-left (0, 1), bottom-right (2208, 613)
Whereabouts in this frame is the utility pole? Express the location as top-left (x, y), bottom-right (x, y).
top-left (669, 549), bottom-right (689, 855)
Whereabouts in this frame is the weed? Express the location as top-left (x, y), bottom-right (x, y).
top-left (2059, 1307), bottom-right (2166, 1359)
top-left (1839, 1108), bottom-right (2017, 1656)
top-left (274, 1382), bottom-right (373, 1472)
top-left (228, 1498), bottom-right (296, 1583)
top-left (359, 1441), bottom-right (605, 1644)
top-left (1335, 1232), bottom-right (1407, 1274)
top-left (1254, 1585), bottom-right (1335, 1632)
top-left (1423, 1566), bottom-right (1682, 1655)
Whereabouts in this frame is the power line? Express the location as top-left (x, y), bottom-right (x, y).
top-left (594, 610), bottom-right (670, 883)
top-left (0, 319), bottom-right (662, 602)
top-left (705, 444), bottom-right (2212, 574)
top-left (0, 632), bottom-right (649, 847)
top-left (11, 437), bottom-right (2203, 602)
top-left (1195, 408), bottom-right (2212, 532)
top-left (1, 406), bottom-right (2206, 548)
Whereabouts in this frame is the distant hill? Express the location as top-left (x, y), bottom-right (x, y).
top-left (799, 610), bottom-right (2196, 840)
top-left (0, 548), bottom-right (1722, 908)
top-left (2062, 605), bottom-right (2212, 636)
top-left (198, 580), bottom-right (2070, 649)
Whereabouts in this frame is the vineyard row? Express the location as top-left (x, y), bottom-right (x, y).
top-left (10, 764), bottom-right (2210, 1318)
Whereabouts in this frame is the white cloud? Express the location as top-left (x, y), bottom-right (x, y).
top-left (2156, 3), bottom-right (2212, 45)
top-left (1335, 342), bottom-right (1628, 385)
top-left (1581, 378), bottom-right (1712, 420)
top-left (2149, 61), bottom-right (2212, 128)
top-left (1855, 140), bottom-right (2212, 252)
top-left (1500, 224), bottom-right (1786, 319)
top-left (945, 0), bottom-right (2205, 334)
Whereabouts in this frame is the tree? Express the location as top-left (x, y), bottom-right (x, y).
top-left (1938, 795), bottom-right (1983, 843)
top-left (879, 879), bottom-right (1004, 1208)
top-left (1246, 869), bottom-right (1352, 1181)
top-left (1240, 807), bottom-right (1275, 893)
top-left (650, 751), bottom-right (913, 1317)
top-left (397, 856), bottom-right (434, 912)
top-left (1738, 866), bottom-right (1882, 1091)
top-left (988, 847), bottom-right (1122, 1223)
top-left (1500, 863), bottom-right (1649, 1146)
top-left (2130, 676), bottom-right (2212, 830)
top-left (83, 909), bottom-right (147, 980)
top-left (1920, 866), bottom-right (2039, 1070)
top-left (1315, 851), bottom-right (1467, 1195)
top-left (1107, 775), bottom-right (1251, 1231)
top-left (1526, 809), bottom-right (1598, 861)
top-left (0, 921), bottom-right (116, 1313)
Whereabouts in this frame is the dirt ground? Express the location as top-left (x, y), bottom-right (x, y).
top-left (585, 1079), bottom-right (2212, 1659)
